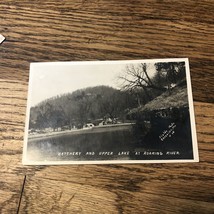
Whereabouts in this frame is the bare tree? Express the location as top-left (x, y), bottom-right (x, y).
top-left (119, 63), bottom-right (167, 104)
top-left (120, 63), bottom-right (166, 91)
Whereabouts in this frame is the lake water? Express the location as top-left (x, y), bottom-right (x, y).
top-left (26, 120), bottom-right (194, 162)
top-left (27, 126), bottom-right (138, 161)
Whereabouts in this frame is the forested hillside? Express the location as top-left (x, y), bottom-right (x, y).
top-left (29, 86), bottom-right (138, 130)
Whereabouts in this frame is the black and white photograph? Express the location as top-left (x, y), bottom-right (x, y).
top-left (23, 59), bottom-right (198, 164)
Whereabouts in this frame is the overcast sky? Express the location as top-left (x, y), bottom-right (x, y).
top-left (29, 61), bottom-right (156, 106)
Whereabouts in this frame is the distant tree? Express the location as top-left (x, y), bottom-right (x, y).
top-left (75, 91), bottom-right (94, 127)
top-left (60, 95), bottom-right (78, 129)
top-left (98, 91), bottom-right (120, 119)
top-left (34, 102), bottom-right (65, 131)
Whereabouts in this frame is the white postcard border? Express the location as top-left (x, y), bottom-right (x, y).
top-left (22, 58), bottom-right (199, 165)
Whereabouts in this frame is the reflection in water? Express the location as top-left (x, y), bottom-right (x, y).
top-left (27, 119), bottom-right (193, 162)
top-left (27, 127), bottom-right (136, 161)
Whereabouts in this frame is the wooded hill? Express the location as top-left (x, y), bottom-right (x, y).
top-left (29, 86), bottom-right (138, 130)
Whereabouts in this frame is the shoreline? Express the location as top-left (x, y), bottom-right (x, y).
top-left (28, 123), bottom-right (135, 142)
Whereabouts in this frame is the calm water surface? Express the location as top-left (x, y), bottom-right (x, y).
top-left (27, 120), bottom-right (193, 162)
top-left (27, 127), bottom-right (137, 161)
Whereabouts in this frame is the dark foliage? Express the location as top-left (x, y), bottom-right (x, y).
top-left (29, 86), bottom-right (138, 130)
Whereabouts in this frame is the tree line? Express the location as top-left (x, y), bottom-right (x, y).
top-left (29, 86), bottom-right (138, 130)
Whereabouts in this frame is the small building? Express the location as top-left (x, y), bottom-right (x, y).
top-left (83, 123), bottom-right (95, 129)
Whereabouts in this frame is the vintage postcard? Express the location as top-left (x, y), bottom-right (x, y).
top-left (23, 59), bottom-right (199, 165)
